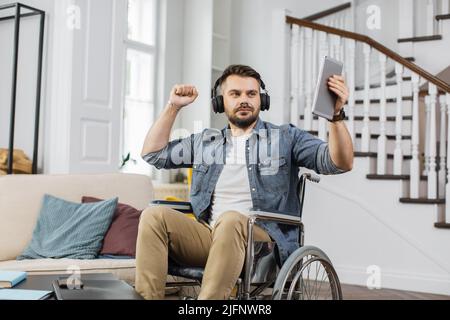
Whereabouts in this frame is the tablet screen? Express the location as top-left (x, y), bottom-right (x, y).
top-left (311, 56), bottom-right (344, 121)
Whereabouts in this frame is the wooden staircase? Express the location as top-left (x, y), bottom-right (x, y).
top-left (284, 2), bottom-right (450, 229)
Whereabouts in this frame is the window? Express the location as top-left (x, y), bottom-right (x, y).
top-left (121, 0), bottom-right (158, 175)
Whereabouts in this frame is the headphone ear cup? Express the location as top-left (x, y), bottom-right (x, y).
top-left (212, 96), bottom-right (224, 113)
top-left (212, 97), bottom-right (218, 113)
top-left (260, 93), bottom-right (270, 111)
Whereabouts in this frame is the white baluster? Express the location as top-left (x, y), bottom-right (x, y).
top-left (339, 13), bottom-right (345, 30)
top-left (312, 30), bottom-right (319, 92)
top-left (445, 94), bottom-right (450, 219)
top-left (312, 30), bottom-right (320, 136)
top-left (426, 0), bottom-right (436, 35)
top-left (344, 10), bottom-right (351, 31)
top-left (298, 28), bottom-right (305, 127)
top-left (333, 35), bottom-right (341, 61)
top-left (393, 63), bottom-right (404, 175)
top-left (437, 0), bottom-right (449, 33)
top-left (361, 43), bottom-right (371, 152)
top-left (318, 32), bottom-right (329, 71)
top-left (304, 28), bottom-right (313, 131)
top-left (346, 39), bottom-right (356, 142)
top-left (439, 94), bottom-right (447, 198)
top-left (334, 17), bottom-right (339, 29)
top-left (350, 2), bottom-right (356, 32)
top-left (377, 53), bottom-right (387, 174)
top-left (443, 0), bottom-right (450, 13)
top-left (290, 25), bottom-right (300, 125)
top-left (318, 32), bottom-right (329, 141)
top-left (424, 96), bottom-right (431, 176)
top-left (428, 84), bottom-right (438, 198)
top-left (410, 74), bottom-right (420, 198)
top-left (328, 35), bottom-right (335, 58)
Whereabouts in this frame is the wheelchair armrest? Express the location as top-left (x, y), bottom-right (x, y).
top-left (248, 210), bottom-right (302, 226)
top-left (302, 172), bottom-right (320, 183)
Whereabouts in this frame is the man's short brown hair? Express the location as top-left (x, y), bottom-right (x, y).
top-left (216, 64), bottom-right (262, 88)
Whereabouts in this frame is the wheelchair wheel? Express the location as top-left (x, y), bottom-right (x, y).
top-left (272, 246), bottom-right (342, 300)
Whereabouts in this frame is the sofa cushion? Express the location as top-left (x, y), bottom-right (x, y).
top-left (0, 258), bottom-right (136, 285)
top-left (18, 195), bottom-right (118, 260)
top-left (82, 196), bottom-right (142, 257)
top-left (0, 173), bottom-right (154, 261)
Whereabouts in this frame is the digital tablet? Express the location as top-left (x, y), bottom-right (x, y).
top-left (311, 56), bottom-right (344, 121)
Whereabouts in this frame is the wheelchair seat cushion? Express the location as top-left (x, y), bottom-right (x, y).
top-left (168, 261), bottom-right (205, 280)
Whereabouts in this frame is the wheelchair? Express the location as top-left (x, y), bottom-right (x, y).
top-left (160, 172), bottom-right (343, 300)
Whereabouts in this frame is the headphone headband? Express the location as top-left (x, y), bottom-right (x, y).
top-left (211, 74), bottom-right (270, 114)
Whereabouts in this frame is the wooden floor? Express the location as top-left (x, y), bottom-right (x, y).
top-left (340, 283), bottom-right (450, 300)
top-left (166, 283), bottom-right (450, 300)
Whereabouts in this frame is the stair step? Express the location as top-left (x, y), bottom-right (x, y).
top-left (434, 222), bottom-right (450, 229)
top-left (436, 14), bottom-right (450, 21)
top-left (354, 152), bottom-right (412, 160)
top-left (367, 174), bottom-right (409, 180)
top-left (355, 96), bottom-right (413, 104)
top-left (366, 174), bottom-right (427, 181)
top-left (309, 132), bottom-right (413, 142)
top-left (354, 116), bottom-right (412, 121)
top-left (399, 197), bottom-right (445, 204)
top-left (355, 133), bottom-right (411, 140)
top-left (398, 35), bottom-right (443, 43)
top-left (355, 77), bottom-right (412, 91)
top-left (308, 131), bottom-right (412, 140)
top-left (300, 115), bottom-right (412, 121)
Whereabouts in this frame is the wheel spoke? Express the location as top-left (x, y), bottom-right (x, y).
top-left (273, 249), bottom-right (341, 301)
top-left (312, 260), bottom-right (320, 299)
top-left (316, 266), bottom-right (327, 299)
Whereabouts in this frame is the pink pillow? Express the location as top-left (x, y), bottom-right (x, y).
top-left (82, 196), bottom-right (142, 257)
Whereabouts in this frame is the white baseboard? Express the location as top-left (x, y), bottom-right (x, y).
top-left (336, 264), bottom-right (450, 296)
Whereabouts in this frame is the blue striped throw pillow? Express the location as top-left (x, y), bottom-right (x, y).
top-left (17, 194), bottom-right (118, 260)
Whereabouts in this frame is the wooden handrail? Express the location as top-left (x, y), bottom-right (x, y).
top-left (286, 15), bottom-right (450, 93)
top-left (303, 2), bottom-right (351, 21)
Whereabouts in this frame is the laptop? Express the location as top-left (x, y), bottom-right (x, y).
top-left (52, 279), bottom-right (143, 300)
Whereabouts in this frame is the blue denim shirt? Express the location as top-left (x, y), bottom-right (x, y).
top-left (143, 117), bottom-right (347, 264)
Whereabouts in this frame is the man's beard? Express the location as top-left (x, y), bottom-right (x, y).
top-left (226, 105), bottom-right (259, 129)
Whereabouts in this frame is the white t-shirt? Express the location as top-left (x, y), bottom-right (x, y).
top-left (209, 133), bottom-right (253, 227)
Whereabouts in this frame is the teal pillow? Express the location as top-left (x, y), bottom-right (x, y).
top-left (17, 194), bottom-right (118, 260)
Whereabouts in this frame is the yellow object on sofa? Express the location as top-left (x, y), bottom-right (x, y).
top-left (187, 168), bottom-right (192, 191)
top-left (164, 196), bottom-right (196, 220)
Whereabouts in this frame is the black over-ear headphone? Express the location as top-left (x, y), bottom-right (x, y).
top-left (211, 76), bottom-right (271, 114)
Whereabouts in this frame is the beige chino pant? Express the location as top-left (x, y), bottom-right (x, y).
top-left (135, 205), bottom-right (271, 300)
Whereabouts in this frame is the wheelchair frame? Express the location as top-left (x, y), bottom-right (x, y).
top-left (165, 172), bottom-right (342, 300)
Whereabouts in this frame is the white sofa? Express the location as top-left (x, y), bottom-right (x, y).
top-left (0, 173), bottom-right (154, 285)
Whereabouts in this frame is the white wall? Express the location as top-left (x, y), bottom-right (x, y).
top-left (354, 0), bottom-right (398, 51)
top-left (178, 0), bottom-right (213, 134)
top-left (210, 0), bottom-right (232, 130)
top-left (153, 0), bottom-right (185, 183)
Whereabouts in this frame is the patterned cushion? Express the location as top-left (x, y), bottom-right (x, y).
top-left (82, 196), bottom-right (142, 257)
top-left (17, 194), bottom-right (117, 260)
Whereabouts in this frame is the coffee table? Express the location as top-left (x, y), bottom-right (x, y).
top-left (12, 273), bottom-right (142, 300)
